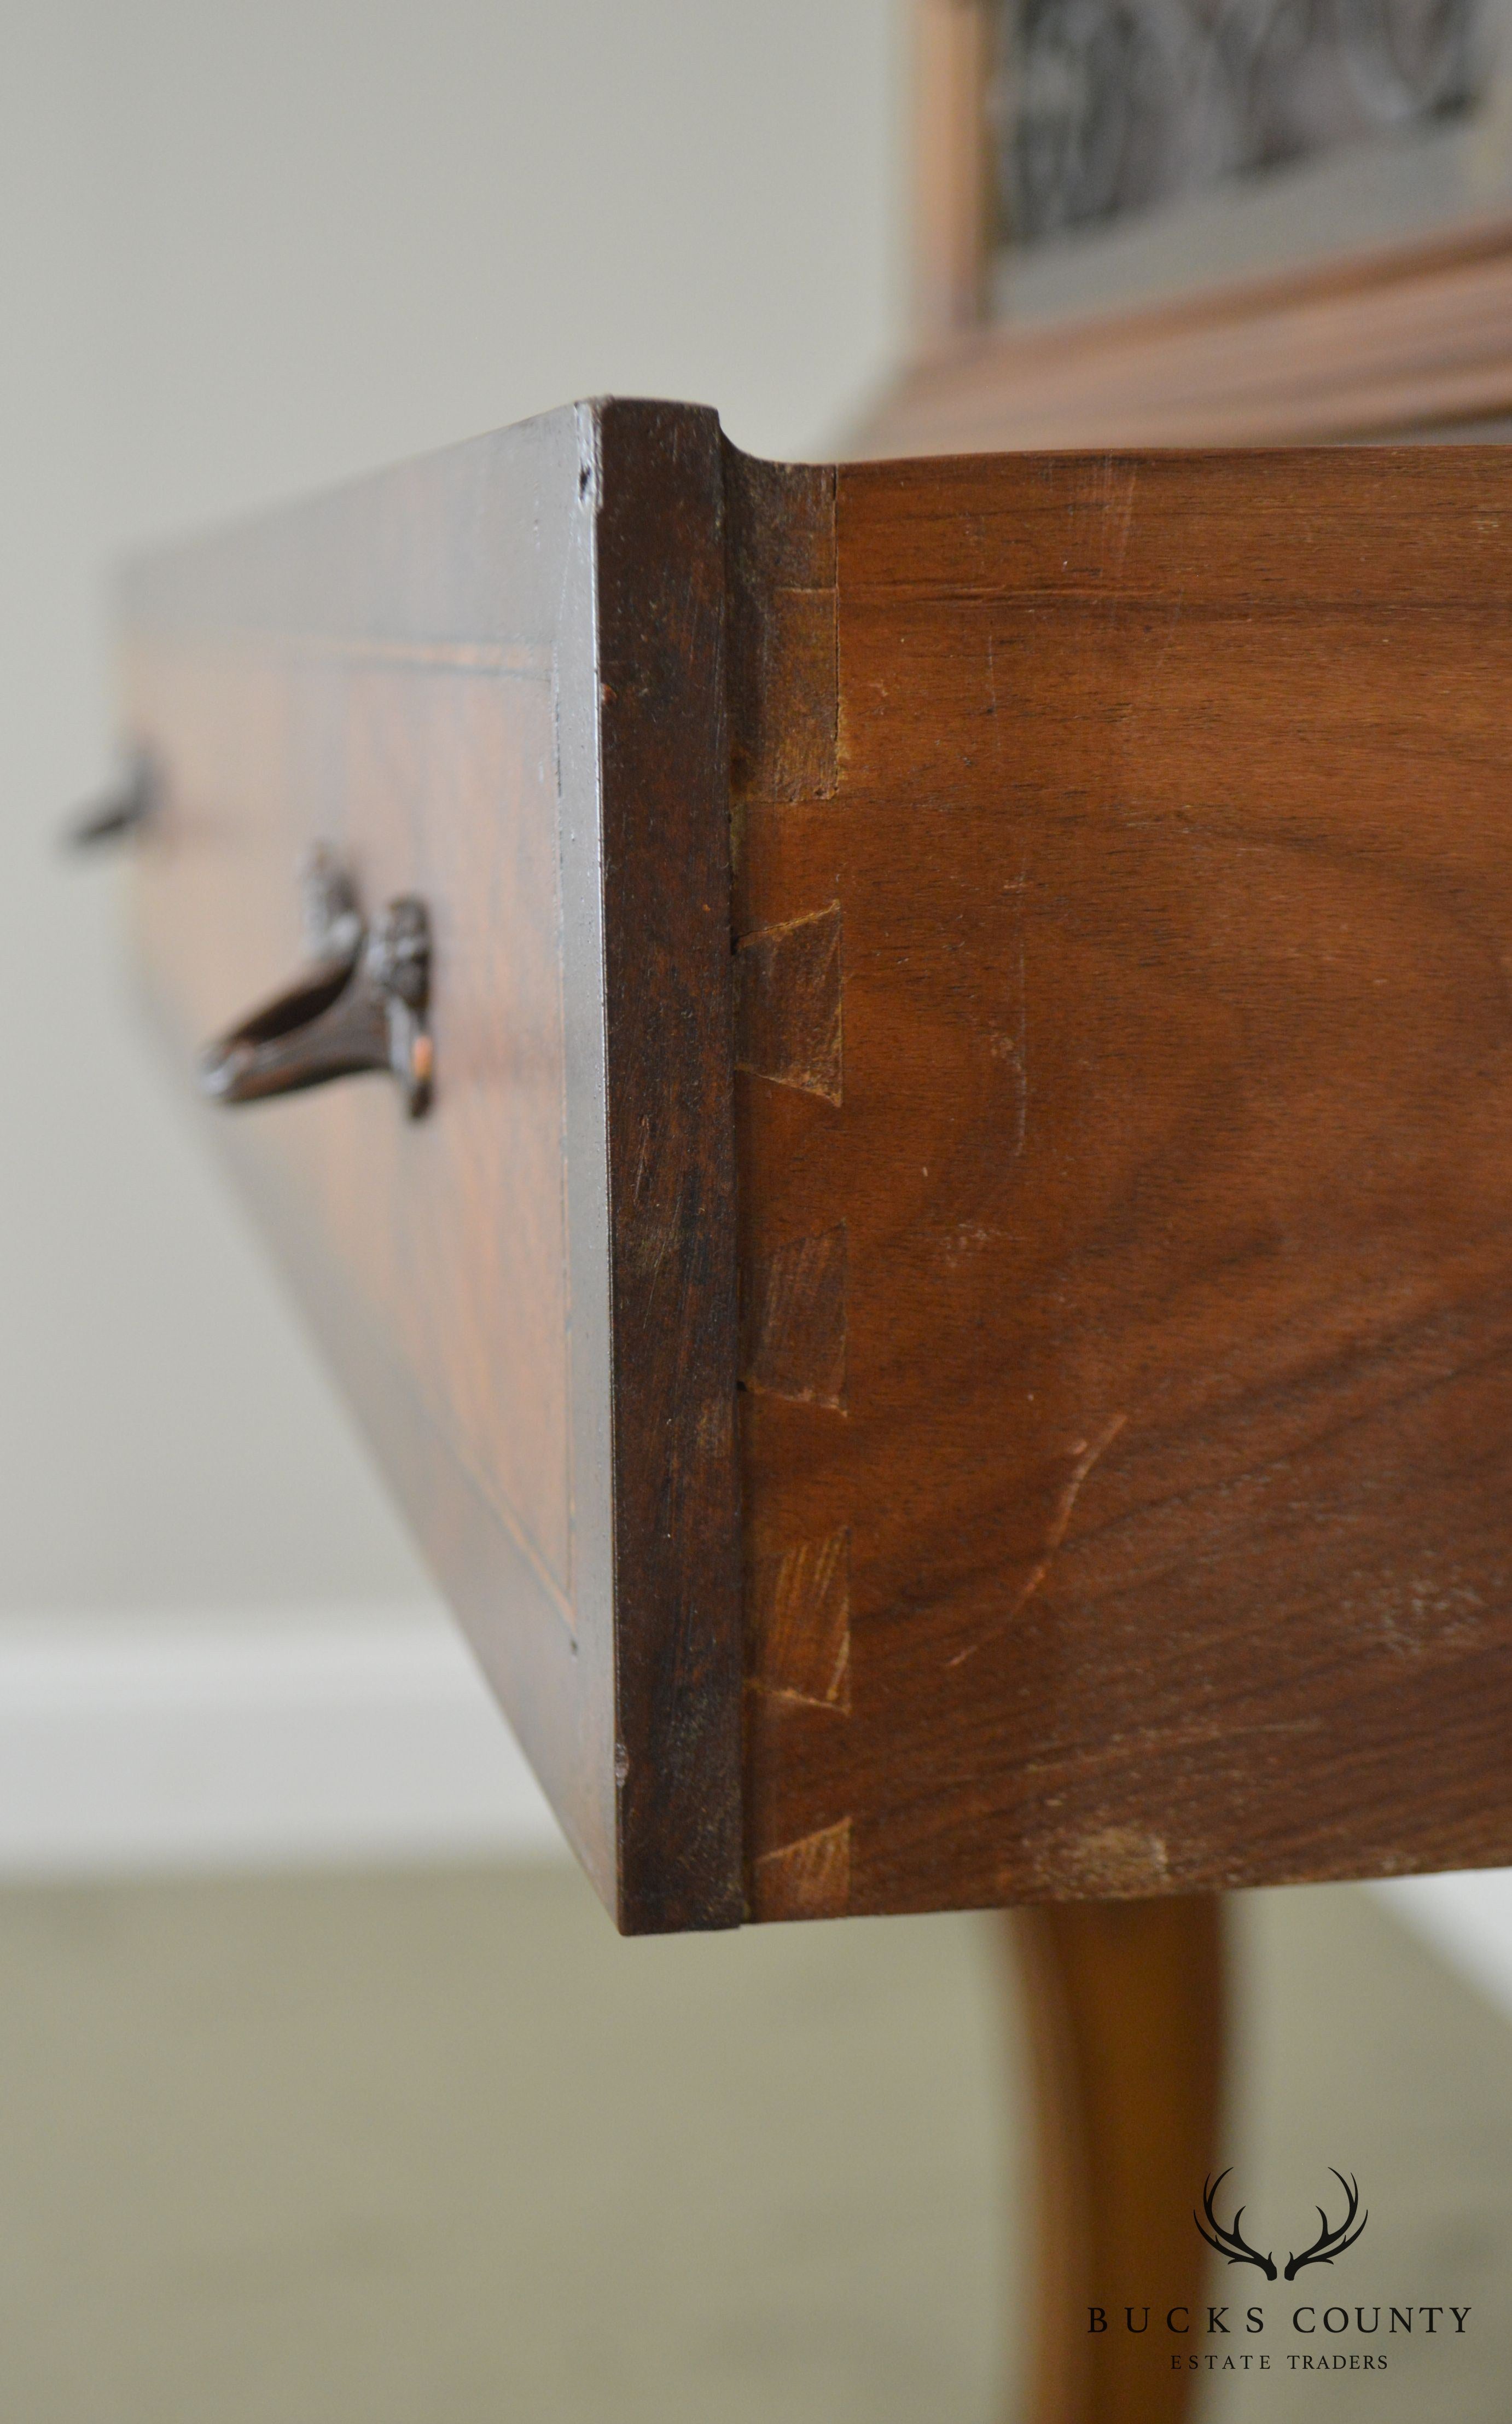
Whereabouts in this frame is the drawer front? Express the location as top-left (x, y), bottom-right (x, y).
top-left (123, 404), bottom-right (742, 1933)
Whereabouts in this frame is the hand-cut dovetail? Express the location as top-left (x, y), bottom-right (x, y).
top-left (724, 450), bottom-right (838, 804)
top-left (749, 1528), bottom-right (851, 1708)
top-left (735, 903), bottom-right (842, 1104)
top-left (741, 1223), bottom-right (847, 1407)
top-left (753, 1818), bottom-right (852, 1922)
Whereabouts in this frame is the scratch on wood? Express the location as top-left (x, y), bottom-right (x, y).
top-left (948, 1411), bottom-right (1127, 1669)
top-left (694, 1394), bottom-right (735, 1466)
top-left (1016, 1712), bottom-right (1325, 1783)
top-left (741, 1223), bottom-right (847, 1407)
top-left (631, 1115), bottom-right (653, 1205)
top-left (1008, 851), bottom-right (1027, 1154)
top-left (748, 1528), bottom-right (850, 1708)
top-left (1011, 927), bottom-right (1027, 1155)
top-left (984, 630), bottom-right (1005, 767)
top-left (1095, 455), bottom-right (1138, 582)
top-left (735, 903), bottom-right (842, 1104)
top-left (753, 1817), bottom-right (852, 1921)
top-left (986, 849), bottom-right (1030, 1155)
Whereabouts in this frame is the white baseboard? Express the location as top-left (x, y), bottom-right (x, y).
top-left (0, 1609), bottom-right (567, 1877)
top-left (1369, 1871), bottom-right (1512, 2019)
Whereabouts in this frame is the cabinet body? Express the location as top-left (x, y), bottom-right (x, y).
top-left (123, 404), bottom-right (1512, 1929)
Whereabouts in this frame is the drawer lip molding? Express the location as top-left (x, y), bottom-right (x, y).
top-left (594, 402), bottom-right (743, 1931)
top-left (122, 399), bottom-right (742, 1934)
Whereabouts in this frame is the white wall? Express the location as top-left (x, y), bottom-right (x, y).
top-left (0, 0), bottom-right (905, 1623)
top-left (0, 0), bottom-right (905, 1864)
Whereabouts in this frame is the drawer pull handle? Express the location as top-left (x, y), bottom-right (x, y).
top-left (199, 848), bottom-right (433, 1119)
top-left (66, 751), bottom-right (155, 848)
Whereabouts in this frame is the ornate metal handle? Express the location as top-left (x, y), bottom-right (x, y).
top-left (199, 848), bottom-right (433, 1120)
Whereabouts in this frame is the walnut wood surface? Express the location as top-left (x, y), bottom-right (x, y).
top-left (737, 442), bottom-right (1512, 1918)
top-left (1008, 1898), bottom-right (1223, 2423)
top-left (121, 402), bottom-right (742, 1934)
top-left (854, 216), bottom-right (1512, 456)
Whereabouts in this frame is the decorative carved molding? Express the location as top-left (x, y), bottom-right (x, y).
top-left (996, 0), bottom-right (1484, 244)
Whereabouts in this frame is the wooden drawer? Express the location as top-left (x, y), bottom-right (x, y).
top-left (120, 408), bottom-right (1512, 1931)
top-left (124, 404), bottom-right (737, 1933)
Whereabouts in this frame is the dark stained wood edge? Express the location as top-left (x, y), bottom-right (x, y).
top-left (595, 401), bottom-right (745, 1933)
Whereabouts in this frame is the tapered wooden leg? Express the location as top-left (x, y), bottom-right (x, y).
top-left (1006, 1894), bottom-right (1225, 2424)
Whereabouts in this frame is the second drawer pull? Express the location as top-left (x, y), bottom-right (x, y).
top-left (199, 848), bottom-right (433, 1119)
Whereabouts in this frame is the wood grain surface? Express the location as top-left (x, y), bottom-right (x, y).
top-left (854, 216), bottom-right (1512, 456)
top-left (122, 403), bottom-right (742, 1933)
top-left (737, 442), bottom-right (1512, 1918)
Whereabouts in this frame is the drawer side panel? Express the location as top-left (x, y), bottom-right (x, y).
top-left (736, 444), bottom-right (1512, 1916)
